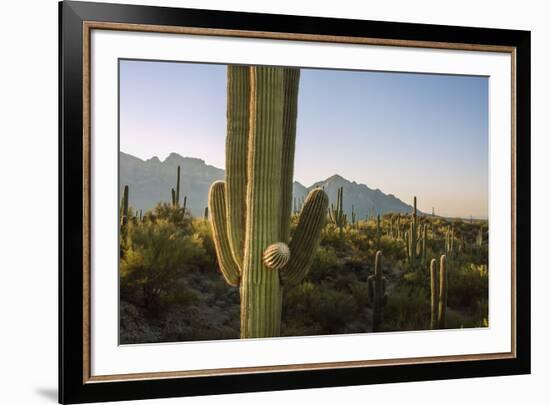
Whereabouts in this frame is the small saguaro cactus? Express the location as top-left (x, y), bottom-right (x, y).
top-left (171, 165), bottom-right (181, 207)
top-left (430, 255), bottom-right (447, 329)
top-left (182, 195), bottom-right (187, 216)
top-left (476, 225), bottom-right (484, 247)
top-left (396, 214), bottom-right (401, 240)
top-left (209, 65), bottom-right (329, 339)
top-left (429, 255), bottom-right (448, 329)
top-left (438, 255), bottom-right (448, 328)
top-left (421, 223), bottom-right (428, 264)
top-left (406, 196), bottom-right (420, 267)
top-left (120, 185), bottom-right (130, 252)
top-left (204, 206), bottom-right (209, 220)
top-left (351, 204), bottom-right (356, 228)
top-left (376, 214), bottom-right (381, 247)
top-left (121, 185), bottom-right (129, 226)
top-left (329, 186), bottom-right (347, 235)
top-left (429, 258), bottom-right (438, 329)
top-left (445, 226), bottom-right (454, 256)
top-left (367, 251), bottom-right (387, 332)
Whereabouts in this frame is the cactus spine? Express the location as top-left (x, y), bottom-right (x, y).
top-left (329, 186), bottom-right (347, 236)
top-left (209, 66), bottom-right (328, 338)
top-left (367, 251), bottom-right (387, 332)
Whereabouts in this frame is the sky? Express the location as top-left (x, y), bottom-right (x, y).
top-left (119, 59), bottom-right (488, 219)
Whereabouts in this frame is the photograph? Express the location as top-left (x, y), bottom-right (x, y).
top-left (118, 60), bottom-right (489, 343)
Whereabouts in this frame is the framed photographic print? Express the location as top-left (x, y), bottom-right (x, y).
top-left (59, 1), bottom-right (531, 403)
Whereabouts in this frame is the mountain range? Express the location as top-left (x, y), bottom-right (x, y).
top-left (120, 151), bottom-right (419, 217)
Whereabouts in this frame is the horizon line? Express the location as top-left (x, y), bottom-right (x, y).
top-left (119, 150), bottom-right (488, 220)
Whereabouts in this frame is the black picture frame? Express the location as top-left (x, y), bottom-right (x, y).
top-left (59, 1), bottom-right (531, 403)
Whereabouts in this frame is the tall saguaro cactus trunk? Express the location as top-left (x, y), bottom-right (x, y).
top-left (368, 251), bottom-right (387, 332)
top-left (209, 66), bottom-right (329, 339)
top-left (430, 255), bottom-right (448, 329)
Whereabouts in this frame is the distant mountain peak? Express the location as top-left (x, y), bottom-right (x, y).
top-left (120, 151), bottom-right (418, 217)
top-left (325, 174), bottom-right (347, 182)
top-left (165, 152), bottom-right (183, 160)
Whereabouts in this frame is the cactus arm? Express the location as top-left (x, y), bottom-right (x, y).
top-left (208, 181), bottom-right (241, 286)
top-left (280, 188), bottom-right (329, 286)
top-left (225, 65), bottom-right (250, 268)
top-left (280, 68), bottom-right (300, 242)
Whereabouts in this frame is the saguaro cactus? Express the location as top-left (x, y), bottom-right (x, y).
top-left (421, 223), bottom-right (428, 264)
top-left (396, 214), bottom-right (401, 240)
top-left (368, 251), bottom-right (387, 332)
top-left (171, 165), bottom-right (181, 207)
top-left (476, 225), bottom-right (484, 247)
top-left (406, 196), bottom-right (420, 267)
top-left (445, 226), bottom-right (454, 256)
top-left (429, 258), bottom-right (439, 329)
top-left (204, 206), bottom-right (209, 220)
top-left (121, 185), bottom-right (129, 226)
top-left (430, 255), bottom-right (447, 329)
top-left (209, 66), bottom-right (328, 339)
top-left (120, 185), bottom-right (130, 252)
top-left (329, 186), bottom-right (347, 235)
top-left (376, 214), bottom-right (381, 247)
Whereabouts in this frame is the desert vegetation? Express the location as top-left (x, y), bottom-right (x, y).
top-left (119, 65), bottom-right (488, 344)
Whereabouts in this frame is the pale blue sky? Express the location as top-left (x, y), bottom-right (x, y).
top-left (120, 59), bottom-right (488, 218)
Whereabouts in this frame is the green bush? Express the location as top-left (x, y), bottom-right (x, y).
top-left (121, 219), bottom-right (206, 313)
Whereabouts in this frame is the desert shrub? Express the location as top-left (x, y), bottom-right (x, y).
top-left (307, 245), bottom-right (342, 283)
top-left (349, 281), bottom-right (370, 308)
top-left (281, 282), bottom-right (323, 336)
top-left (282, 282), bottom-right (358, 335)
top-left (190, 218), bottom-right (217, 270)
top-left (120, 219), bottom-right (206, 313)
top-left (151, 202), bottom-right (192, 231)
top-left (378, 235), bottom-right (406, 261)
top-left (313, 287), bottom-right (358, 333)
top-left (383, 284), bottom-right (430, 331)
top-left (447, 263), bottom-right (488, 310)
